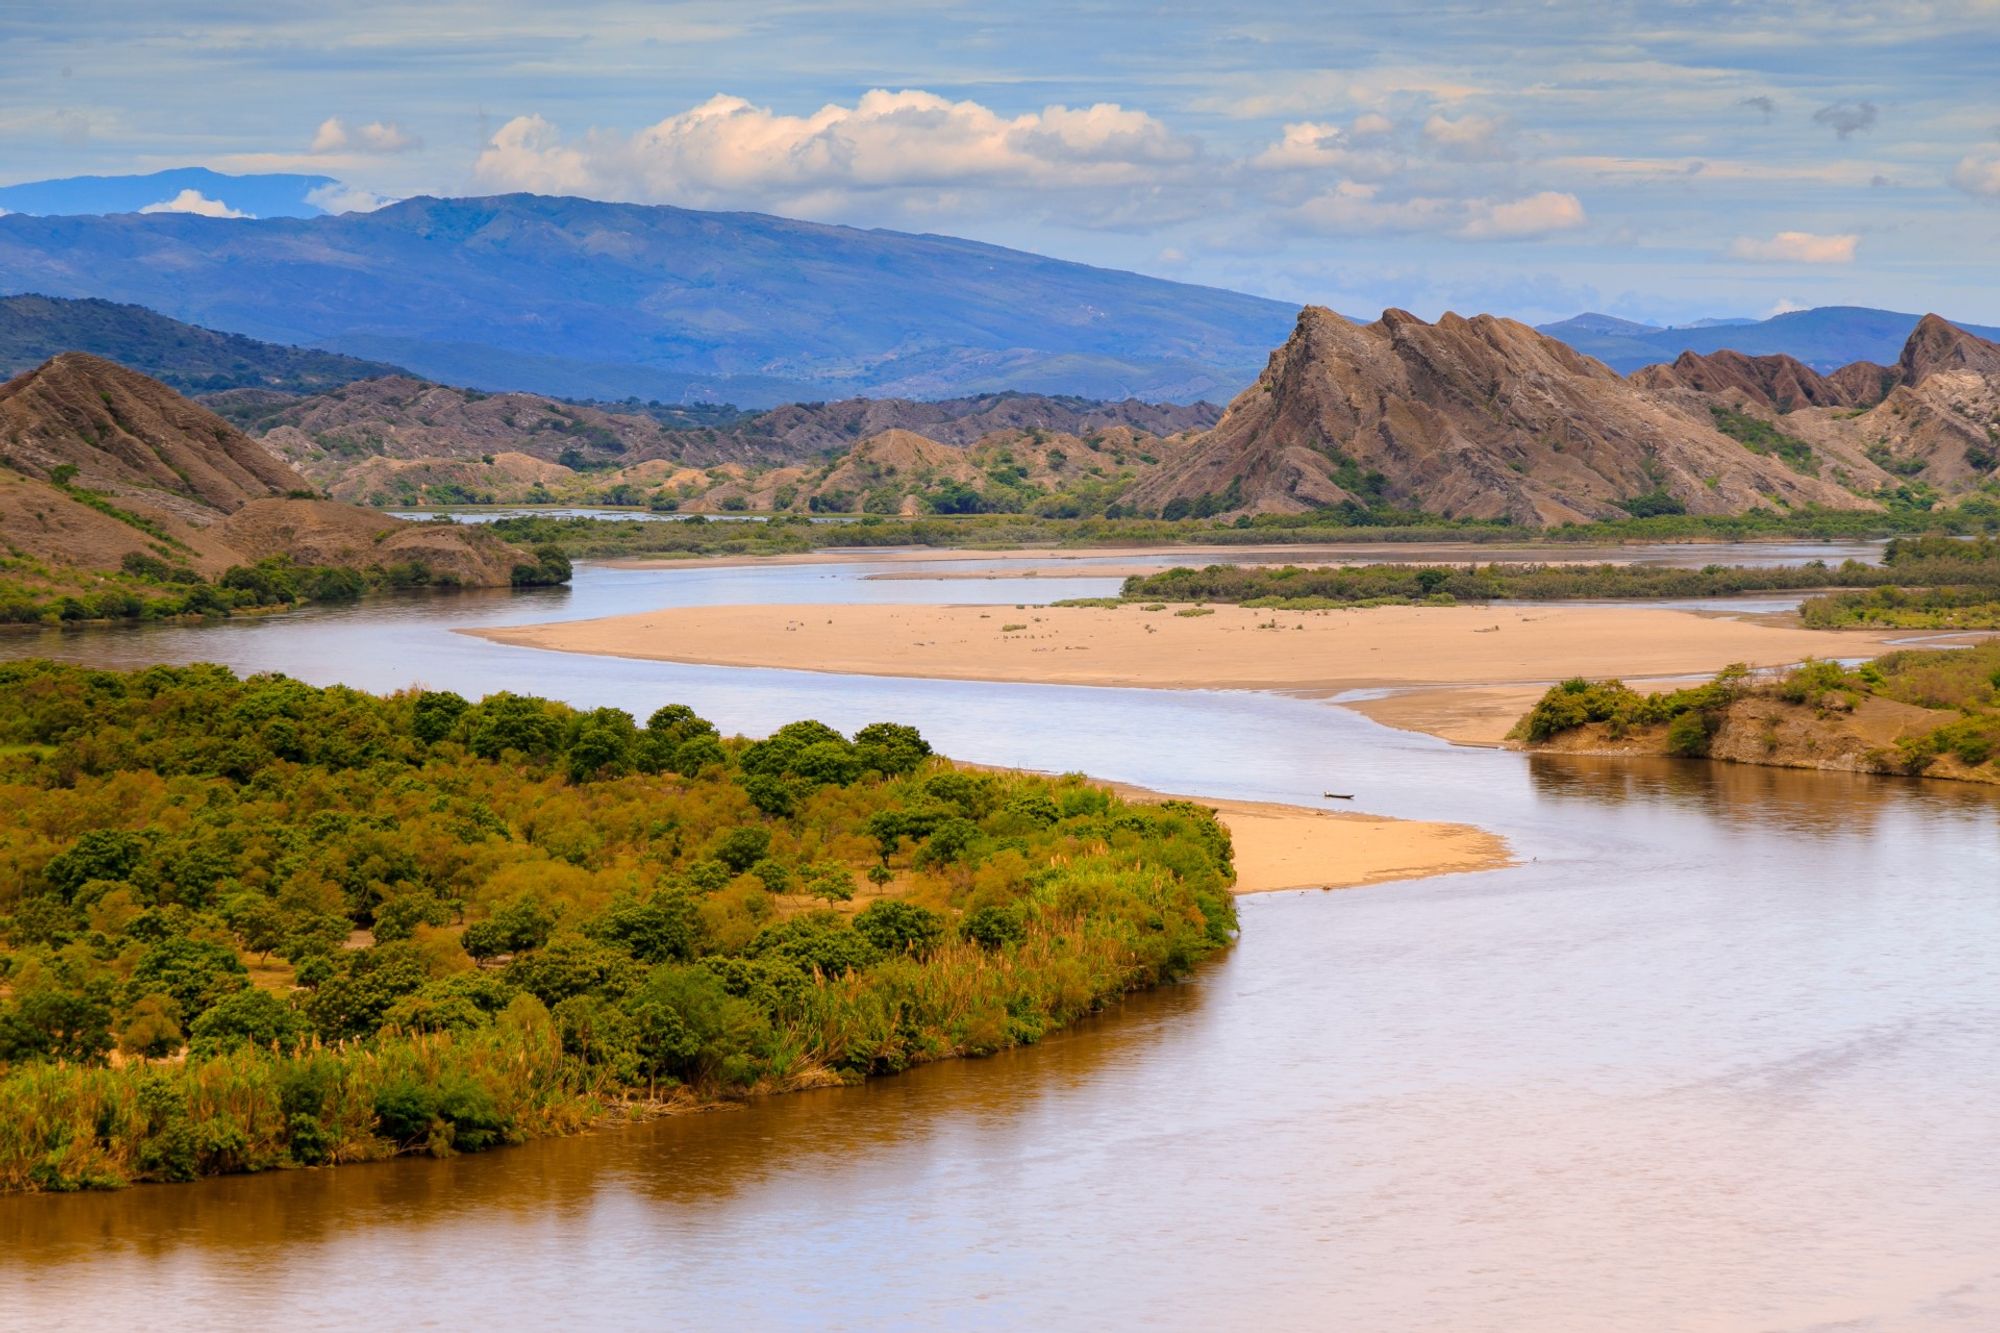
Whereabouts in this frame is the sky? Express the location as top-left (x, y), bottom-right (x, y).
top-left (5, 0), bottom-right (2000, 325)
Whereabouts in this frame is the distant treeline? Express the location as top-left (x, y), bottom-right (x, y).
top-left (482, 504), bottom-right (2000, 565)
top-left (1117, 534), bottom-right (2000, 608)
top-left (0, 547), bottom-right (571, 628)
top-left (0, 661), bottom-right (1235, 1191)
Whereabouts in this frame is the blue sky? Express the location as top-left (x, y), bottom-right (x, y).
top-left (6, 0), bottom-right (2000, 324)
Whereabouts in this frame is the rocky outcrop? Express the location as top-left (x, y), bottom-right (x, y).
top-left (1125, 307), bottom-right (1874, 525)
top-left (1641, 315), bottom-right (2000, 498)
top-left (1898, 313), bottom-right (2000, 383)
top-left (1631, 349), bottom-right (1883, 411)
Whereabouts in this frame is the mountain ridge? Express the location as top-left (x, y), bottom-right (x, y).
top-left (1, 293), bottom-right (406, 395)
top-left (0, 193), bottom-right (1298, 406)
top-left (1543, 305), bottom-right (2000, 374)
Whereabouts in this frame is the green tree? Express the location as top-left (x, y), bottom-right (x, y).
top-left (131, 937), bottom-right (250, 1018)
top-left (713, 825), bottom-right (773, 874)
top-left (189, 988), bottom-right (305, 1054)
top-left (853, 900), bottom-right (946, 958)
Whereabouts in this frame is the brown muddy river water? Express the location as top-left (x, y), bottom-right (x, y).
top-left (2, 550), bottom-right (1996, 1331)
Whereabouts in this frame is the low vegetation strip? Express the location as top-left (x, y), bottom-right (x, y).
top-left (1801, 586), bottom-right (2000, 629)
top-left (1795, 535), bottom-right (2000, 628)
top-left (0, 661), bottom-right (1236, 1192)
top-left (1511, 644), bottom-right (2000, 782)
top-left (482, 507), bottom-right (2000, 565)
top-left (0, 545), bottom-right (572, 628)
top-left (1115, 534), bottom-right (2000, 609)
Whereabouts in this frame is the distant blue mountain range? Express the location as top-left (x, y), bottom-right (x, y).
top-left (0, 168), bottom-right (348, 220)
top-left (1538, 306), bottom-right (2000, 373)
top-left (0, 193), bottom-right (1299, 404)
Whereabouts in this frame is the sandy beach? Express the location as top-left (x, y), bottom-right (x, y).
top-left (471, 602), bottom-right (1896, 730)
top-left (1189, 794), bottom-right (1512, 893)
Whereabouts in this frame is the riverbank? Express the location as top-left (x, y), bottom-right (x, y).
top-left (1512, 645), bottom-right (2000, 786)
top-left (470, 602), bottom-right (1899, 738)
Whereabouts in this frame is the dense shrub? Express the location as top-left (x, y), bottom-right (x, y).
top-left (0, 661), bottom-right (1238, 1191)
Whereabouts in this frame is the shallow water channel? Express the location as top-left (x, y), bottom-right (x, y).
top-left (1, 547), bottom-right (1995, 1331)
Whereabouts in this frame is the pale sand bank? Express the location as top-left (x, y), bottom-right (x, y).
top-left (865, 565), bottom-right (1173, 581)
top-left (470, 602), bottom-right (1896, 701)
top-left (958, 765), bottom-right (1513, 894)
top-left (1197, 796), bottom-right (1512, 893)
top-left (1340, 685), bottom-right (1554, 746)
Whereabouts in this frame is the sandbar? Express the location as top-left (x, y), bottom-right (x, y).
top-left (1186, 794), bottom-right (1511, 894)
top-left (470, 602), bottom-right (1898, 707)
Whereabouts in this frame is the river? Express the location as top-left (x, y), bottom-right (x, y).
top-left (1, 547), bottom-right (1995, 1331)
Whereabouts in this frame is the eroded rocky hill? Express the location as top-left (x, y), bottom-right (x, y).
top-left (1637, 315), bottom-right (2000, 500)
top-left (1123, 307), bottom-right (1874, 525)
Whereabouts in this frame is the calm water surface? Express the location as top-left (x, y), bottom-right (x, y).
top-left (1, 549), bottom-right (1994, 1332)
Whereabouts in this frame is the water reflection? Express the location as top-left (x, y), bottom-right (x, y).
top-left (1529, 750), bottom-right (2000, 839)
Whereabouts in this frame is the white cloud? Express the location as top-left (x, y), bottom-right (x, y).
top-left (1290, 181), bottom-right (1458, 233)
top-left (1765, 297), bottom-right (1809, 316)
top-left (1251, 120), bottom-right (1401, 179)
top-left (1727, 230), bottom-right (1858, 263)
top-left (1459, 191), bottom-right (1586, 239)
top-left (305, 182), bottom-right (395, 214)
top-left (1422, 112), bottom-right (1508, 160)
top-left (311, 116), bottom-right (421, 155)
top-left (1951, 149), bottom-right (2000, 197)
top-left (1198, 67), bottom-right (1483, 119)
top-left (474, 113), bottom-right (592, 194)
top-left (472, 91), bottom-right (1200, 210)
top-left (138, 189), bottom-right (249, 219)
top-left (1290, 183), bottom-right (1582, 240)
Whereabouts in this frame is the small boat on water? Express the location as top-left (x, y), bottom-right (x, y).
top-left (1323, 792), bottom-right (1354, 800)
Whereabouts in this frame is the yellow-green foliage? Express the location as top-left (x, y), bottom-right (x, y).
top-left (1801, 585), bottom-right (2000, 629)
top-left (1517, 646), bottom-right (2000, 772)
top-left (0, 661), bottom-right (1236, 1191)
top-left (1514, 667), bottom-right (1749, 753)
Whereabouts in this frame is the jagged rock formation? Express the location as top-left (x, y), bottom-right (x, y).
top-left (240, 369), bottom-right (1196, 510)
top-left (0, 354), bottom-right (532, 584)
top-left (1640, 315), bottom-right (2000, 497)
top-left (244, 376), bottom-right (1217, 476)
top-left (1124, 307), bottom-right (1873, 525)
top-left (1631, 350), bottom-right (1890, 411)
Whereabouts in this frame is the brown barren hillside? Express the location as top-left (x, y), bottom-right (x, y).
top-left (246, 377), bottom-right (1218, 471)
top-left (1124, 307), bottom-right (1873, 524)
top-left (0, 355), bottom-right (537, 587)
top-left (0, 352), bottom-right (303, 516)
